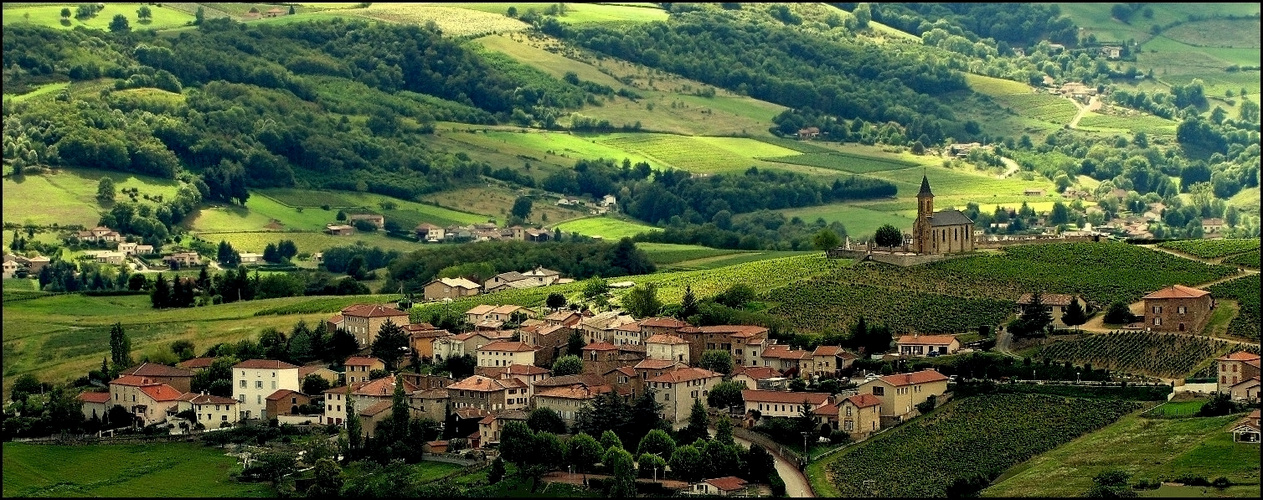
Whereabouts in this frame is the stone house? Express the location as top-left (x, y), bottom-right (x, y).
top-left (265, 389), bottom-right (312, 418)
top-left (344, 356), bottom-right (386, 385)
top-left (339, 304), bottom-right (411, 348)
top-left (119, 363), bottom-right (195, 393)
top-left (1218, 351), bottom-right (1261, 401)
top-left (856, 369), bottom-right (949, 423)
top-left (78, 391), bottom-right (112, 422)
top-left (676, 325), bottom-right (769, 367)
top-left (534, 383), bottom-right (615, 425)
top-left (1142, 285), bottom-right (1214, 333)
top-left (108, 375), bottom-right (183, 426)
top-left (423, 277), bottom-right (481, 301)
top-left (837, 393), bottom-right (882, 440)
top-left (645, 334), bottom-right (691, 363)
top-left (409, 388), bottom-right (450, 424)
top-left (649, 368), bottom-right (722, 424)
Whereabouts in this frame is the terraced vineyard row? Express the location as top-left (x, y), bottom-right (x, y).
top-left (765, 281), bottom-right (1014, 334)
top-left (1157, 239), bottom-right (1260, 259)
top-left (821, 394), bottom-right (1141, 498)
top-left (1208, 274), bottom-right (1261, 340)
top-left (1035, 331), bottom-right (1236, 378)
top-left (1222, 249), bottom-right (1260, 269)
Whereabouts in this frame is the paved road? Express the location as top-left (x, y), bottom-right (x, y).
top-left (731, 434), bottom-right (814, 498)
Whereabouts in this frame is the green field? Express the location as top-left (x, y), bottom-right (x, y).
top-left (420, 184), bottom-right (581, 227)
top-left (864, 163), bottom-right (1059, 210)
top-left (661, 250), bottom-right (812, 272)
top-left (436, 2), bottom-right (669, 24)
top-left (1, 290), bottom-right (395, 393)
top-left (2, 3), bottom-right (196, 31)
top-left (3, 82), bottom-right (69, 103)
top-left (810, 393), bottom-right (1142, 498)
top-left (635, 243), bottom-right (743, 265)
top-left (982, 412), bottom-right (1261, 497)
top-left (259, 189), bottom-right (489, 227)
top-left (1157, 239), bottom-right (1260, 259)
top-left (553, 216), bottom-right (661, 240)
top-left (776, 203), bottom-right (917, 241)
top-left (766, 151), bottom-right (921, 174)
top-left (1077, 111), bottom-right (1179, 136)
top-left (597, 133), bottom-right (801, 173)
top-left (2, 168), bottom-right (184, 228)
top-left (444, 128), bottom-right (666, 170)
top-left (2, 442), bottom-right (270, 497)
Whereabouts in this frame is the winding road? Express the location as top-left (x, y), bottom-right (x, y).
top-left (731, 435), bottom-right (814, 498)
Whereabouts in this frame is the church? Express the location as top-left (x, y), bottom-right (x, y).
top-left (911, 175), bottom-right (975, 254)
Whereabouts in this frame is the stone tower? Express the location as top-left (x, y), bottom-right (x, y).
top-left (913, 175), bottom-right (934, 253)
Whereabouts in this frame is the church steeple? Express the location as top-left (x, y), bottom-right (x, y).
top-left (918, 174), bottom-right (934, 197)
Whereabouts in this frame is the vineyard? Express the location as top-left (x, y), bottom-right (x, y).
top-left (928, 242), bottom-right (1239, 308)
top-left (816, 393), bottom-right (1141, 498)
top-left (1222, 249), bottom-right (1260, 269)
top-left (1157, 239), bottom-right (1260, 259)
top-left (1208, 274), bottom-right (1261, 340)
top-left (764, 281), bottom-right (1014, 334)
top-left (597, 134), bottom-right (798, 174)
top-left (350, 4), bottom-right (530, 37)
top-left (992, 93), bottom-right (1079, 124)
top-left (766, 152), bottom-right (920, 174)
top-left (1035, 331), bottom-right (1238, 378)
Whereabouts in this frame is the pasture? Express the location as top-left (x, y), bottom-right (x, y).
top-left (1076, 111), bottom-right (1179, 136)
top-left (1, 291), bottom-right (396, 393)
top-left (635, 243), bottom-right (743, 265)
top-left (553, 216), bottom-right (661, 240)
top-left (2, 442), bottom-right (270, 498)
top-left (3, 82), bottom-right (69, 103)
top-left (474, 33), bottom-right (785, 137)
top-left (445, 127), bottom-right (665, 170)
top-left (436, 2), bottom-right (669, 24)
top-left (597, 134), bottom-right (801, 174)
top-left (420, 184), bottom-right (583, 226)
top-left (1, 3), bottom-right (195, 31)
top-left (258, 189), bottom-right (488, 227)
top-left (766, 152), bottom-right (921, 174)
top-left (776, 203), bottom-right (917, 241)
top-left (2, 168), bottom-right (183, 228)
top-left (200, 230), bottom-right (425, 255)
top-left (347, 3), bottom-right (529, 36)
top-left (982, 413), bottom-right (1261, 498)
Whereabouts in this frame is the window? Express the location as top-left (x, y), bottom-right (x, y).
top-left (240, 380), bottom-right (247, 388)
top-left (222, 415), bottom-right (228, 421)
top-left (256, 381), bottom-right (263, 389)
top-left (1178, 306), bottom-right (1186, 314)
top-left (845, 406), bottom-right (852, 416)
top-left (238, 394), bottom-right (245, 402)
top-left (1154, 317), bottom-right (1162, 326)
top-left (271, 381), bottom-right (276, 390)
top-left (873, 386), bottom-right (884, 396)
top-left (257, 395), bottom-right (262, 404)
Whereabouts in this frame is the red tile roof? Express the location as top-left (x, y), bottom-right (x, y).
top-left (466, 305), bottom-right (496, 316)
top-left (505, 364), bottom-right (550, 375)
top-left (110, 375), bottom-right (158, 387)
top-left (189, 394), bottom-right (238, 405)
top-left (491, 305), bottom-right (526, 315)
top-left (480, 341), bottom-right (538, 353)
top-left (897, 335), bottom-right (958, 346)
top-left (634, 359), bottom-right (683, 370)
top-left (344, 356), bottom-right (383, 367)
top-left (679, 325), bottom-right (768, 337)
top-left (732, 366), bottom-right (782, 380)
top-left (139, 384), bottom-right (183, 402)
top-left (535, 384), bottom-right (613, 400)
top-left (813, 402), bottom-right (839, 416)
top-left (534, 373), bottom-right (606, 388)
top-left (266, 389), bottom-right (304, 401)
top-left (360, 400), bottom-right (393, 417)
top-left (582, 342), bottom-right (618, 351)
top-left (1143, 285), bottom-right (1210, 299)
top-left (120, 363), bottom-right (194, 378)
top-left (647, 367), bottom-right (721, 384)
top-left (78, 392), bottom-right (111, 404)
top-left (704, 476), bottom-right (748, 492)
top-left (355, 376), bottom-right (418, 396)
top-left (607, 366), bottom-right (637, 377)
top-left (639, 317), bottom-right (688, 329)
top-left (177, 357), bottom-right (218, 370)
top-left (341, 304), bottom-right (410, 318)
top-left (614, 322), bottom-right (642, 332)
top-left (843, 393), bottom-right (882, 408)
top-left (448, 375), bottom-right (513, 392)
top-left (812, 346), bottom-right (844, 356)
top-left (327, 314), bottom-right (345, 324)
top-left (741, 390), bottom-right (830, 405)
top-left (645, 334), bottom-right (689, 345)
top-left (233, 359), bottom-right (299, 370)
top-left (1218, 351), bottom-right (1261, 362)
top-left (878, 369), bottom-right (949, 387)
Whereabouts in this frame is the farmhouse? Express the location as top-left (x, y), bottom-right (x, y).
top-left (896, 334), bottom-right (960, 358)
top-left (344, 356), bottom-right (385, 385)
top-left (1100, 45), bottom-right (1122, 59)
top-left (837, 393), bottom-right (883, 440)
top-left (178, 393), bottom-right (240, 428)
top-left (346, 213), bottom-right (385, 229)
top-left (423, 277), bottom-right (481, 301)
top-left (232, 359), bottom-right (301, 420)
top-left (1017, 293), bottom-right (1090, 328)
top-left (108, 375), bottom-right (183, 426)
top-left (1231, 409), bottom-right (1260, 443)
top-left (339, 304), bottom-right (411, 347)
top-left (857, 369), bottom-right (949, 422)
top-left (650, 367), bottom-right (723, 424)
top-left (74, 226), bottom-right (121, 243)
top-left (78, 391), bottom-right (112, 422)
top-left (164, 252), bottom-right (201, 268)
top-left (690, 477), bottom-right (751, 497)
top-left (1217, 351), bottom-right (1261, 401)
top-left (119, 363), bottom-right (195, 393)
top-left (911, 175), bottom-right (974, 255)
top-left (1202, 218), bottom-right (1225, 235)
top-left (325, 224), bottom-right (354, 236)
top-left (2, 256), bottom-right (17, 279)
top-left (414, 223), bottom-right (446, 243)
top-left (1142, 285), bottom-right (1213, 333)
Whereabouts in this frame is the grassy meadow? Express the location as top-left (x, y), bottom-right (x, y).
top-left (420, 184), bottom-right (583, 226)
top-left (1, 3), bottom-right (195, 31)
top-left (553, 216), bottom-right (661, 240)
top-left (2, 168), bottom-right (183, 228)
top-left (982, 412), bottom-right (1262, 497)
top-left (2, 442), bottom-right (270, 497)
top-left (438, 2), bottom-right (669, 24)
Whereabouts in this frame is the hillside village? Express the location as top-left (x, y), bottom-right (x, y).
top-left (3, 1), bottom-right (1262, 498)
